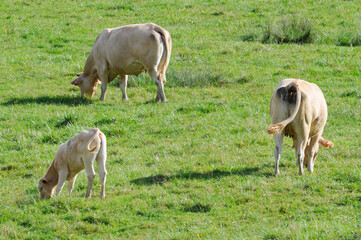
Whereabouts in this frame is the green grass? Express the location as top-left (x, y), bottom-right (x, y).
top-left (1, 0), bottom-right (361, 239)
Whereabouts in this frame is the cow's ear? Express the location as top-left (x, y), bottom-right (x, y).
top-left (76, 72), bottom-right (83, 77)
top-left (71, 78), bottom-right (81, 85)
top-left (40, 177), bottom-right (48, 184)
top-left (71, 79), bottom-right (78, 85)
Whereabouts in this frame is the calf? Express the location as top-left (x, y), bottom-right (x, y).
top-left (267, 79), bottom-right (333, 175)
top-left (39, 129), bottom-right (107, 199)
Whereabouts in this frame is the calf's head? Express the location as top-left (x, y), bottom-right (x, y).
top-left (38, 177), bottom-right (56, 199)
top-left (71, 73), bottom-right (100, 98)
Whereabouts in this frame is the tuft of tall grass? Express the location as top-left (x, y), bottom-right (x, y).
top-left (336, 31), bottom-right (361, 47)
top-left (261, 16), bottom-right (313, 44)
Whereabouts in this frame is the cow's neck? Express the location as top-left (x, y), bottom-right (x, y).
top-left (44, 160), bottom-right (59, 188)
top-left (83, 52), bottom-right (99, 85)
top-left (83, 51), bottom-right (95, 76)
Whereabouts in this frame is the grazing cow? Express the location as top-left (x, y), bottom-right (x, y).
top-left (71, 23), bottom-right (172, 102)
top-left (39, 129), bottom-right (107, 199)
top-left (267, 79), bottom-right (333, 175)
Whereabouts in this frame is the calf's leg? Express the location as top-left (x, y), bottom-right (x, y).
top-left (96, 133), bottom-right (107, 199)
top-left (67, 175), bottom-right (77, 195)
top-left (83, 155), bottom-right (96, 198)
top-left (273, 132), bottom-right (284, 175)
top-left (56, 169), bottom-right (69, 196)
top-left (96, 154), bottom-right (107, 199)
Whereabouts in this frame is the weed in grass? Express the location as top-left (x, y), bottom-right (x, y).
top-left (82, 216), bottom-right (110, 225)
top-left (103, 127), bottom-right (127, 137)
top-left (340, 90), bottom-right (360, 98)
top-left (240, 33), bottom-right (258, 42)
top-left (1, 164), bottom-right (18, 171)
top-left (41, 201), bottom-right (70, 214)
top-left (55, 113), bottom-right (77, 128)
top-left (237, 74), bottom-right (252, 84)
top-left (41, 132), bottom-right (60, 144)
top-left (183, 203), bottom-right (211, 213)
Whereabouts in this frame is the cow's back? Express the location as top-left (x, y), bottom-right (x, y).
top-left (93, 23), bottom-right (164, 75)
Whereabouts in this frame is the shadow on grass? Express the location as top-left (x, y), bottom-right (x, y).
top-left (131, 167), bottom-right (270, 185)
top-left (1, 95), bottom-right (92, 106)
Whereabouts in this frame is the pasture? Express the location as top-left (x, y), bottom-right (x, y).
top-left (1, 0), bottom-right (360, 239)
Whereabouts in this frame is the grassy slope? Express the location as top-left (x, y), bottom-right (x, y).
top-left (0, 0), bottom-right (360, 239)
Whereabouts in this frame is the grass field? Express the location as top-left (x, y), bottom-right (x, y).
top-left (1, 0), bottom-right (361, 239)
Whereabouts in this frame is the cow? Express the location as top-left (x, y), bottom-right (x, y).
top-left (39, 129), bottom-right (107, 199)
top-left (267, 79), bottom-right (333, 176)
top-left (71, 23), bottom-right (172, 102)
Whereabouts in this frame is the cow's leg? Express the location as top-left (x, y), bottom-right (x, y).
top-left (148, 68), bottom-right (167, 103)
top-left (98, 71), bottom-right (109, 101)
top-left (274, 132), bottom-right (284, 175)
top-left (56, 169), bottom-right (69, 197)
top-left (67, 175), bottom-right (77, 195)
top-left (83, 155), bottom-right (96, 198)
top-left (119, 75), bottom-right (128, 101)
top-left (307, 133), bottom-right (321, 173)
top-left (294, 136), bottom-right (308, 176)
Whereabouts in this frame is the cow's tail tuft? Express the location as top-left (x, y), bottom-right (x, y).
top-left (267, 81), bottom-right (301, 135)
top-left (319, 137), bottom-right (334, 148)
top-left (153, 24), bottom-right (172, 83)
top-left (267, 123), bottom-right (287, 134)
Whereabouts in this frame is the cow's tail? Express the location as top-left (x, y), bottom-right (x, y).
top-left (154, 25), bottom-right (172, 83)
top-left (87, 128), bottom-right (101, 152)
top-left (319, 137), bottom-right (334, 148)
top-left (267, 82), bottom-right (302, 135)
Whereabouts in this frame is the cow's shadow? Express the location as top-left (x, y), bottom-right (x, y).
top-left (1, 95), bottom-right (92, 106)
top-left (131, 167), bottom-right (272, 185)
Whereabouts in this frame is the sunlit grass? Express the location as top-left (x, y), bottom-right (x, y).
top-left (1, 0), bottom-right (361, 239)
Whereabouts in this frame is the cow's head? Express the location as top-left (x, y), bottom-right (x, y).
top-left (38, 177), bottom-right (56, 199)
top-left (71, 73), bottom-right (100, 98)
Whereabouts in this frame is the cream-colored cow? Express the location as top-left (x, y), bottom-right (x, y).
top-left (71, 23), bottom-right (172, 102)
top-left (267, 79), bottom-right (333, 175)
top-left (39, 129), bottom-right (107, 199)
